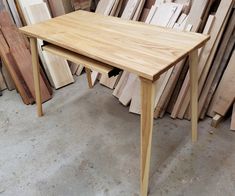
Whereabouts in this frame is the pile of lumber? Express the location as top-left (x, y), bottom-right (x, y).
top-left (91, 0), bottom-right (235, 130)
top-left (0, 0), bottom-right (90, 103)
top-left (0, 0), bottom-right (235, 130)
top-left (0, 2), bottom-right (52, 104)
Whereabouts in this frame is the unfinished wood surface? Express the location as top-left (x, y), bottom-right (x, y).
top-left (0, 30), bottom-right (33, 104)
top-left (99, 0), bottom-right (144, 88)
top-left (171, 0), bottom-right (232, 119)
top-left (11, 44), bottom-right (51, 103)
top-left (20, 11), bottom-right (209, 82)
top-left (6, 0), bottom-right (23, 27)
top-left (17, 0), bottom-right (44, 24)
top-left (205, 32), bottom-right (235, 117)
top-left (208, 51), bottom-right (235, 117)
top-left (96, 0), bottom-right (116, 15)
top-left (0, 10), bottom-right (51, 103)
top-left (130, 2), bottom-right (183, 115)
top-left (119, 74), bottom-right (138, 105)
top-left (110, 0), bottom-right (120, 16)
top-left (140, 77), bottom-right (155, 196)
top-left (231, 103), bottom-right (235, 131)
top-left (85, 68), bottom-right (93, 88)
top-left (91, 0), bottom-right (117, 86)
top-left (25, 2), bottom-right (74, 89)
top-left (211, 114), bottom-right (222, 128)
top-left (155, 0), bottom-right (209, 118)
top-left (133, 0), bottom-right (146, 21)
top-left (30, 38), bottom-right (43, 116)
top-left (199, 12), bottom-right (235, 118)
top-left (189, 49), bottom-right (198, 142)
top-left (48, 0), bottom-right (73, 17)
top-left (43, 44), bottom-right (114, 75)
top-left (122, 0), bottom-right (140, 20)
top-left (113, 71), bottom-right (129, 98)
top-left (184, 4), bottom-right (233, 120)
top-left (76, 65), bottom-right (84, 76)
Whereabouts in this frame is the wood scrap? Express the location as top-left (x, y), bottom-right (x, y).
top-left (211, 114), bottom-right (223, 128)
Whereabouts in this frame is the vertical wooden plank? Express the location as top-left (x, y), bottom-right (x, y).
top-left (30, 37), bottom-right (43, 117)
top-left (140, 77), bottom-right (155, 196)
top-left (85, 68), bottom-right (93, 89)
top-left (189, 50), bottom-right (198, 142)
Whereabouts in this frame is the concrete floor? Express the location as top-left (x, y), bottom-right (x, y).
top-left (0, 75), bottom-right (235, 196)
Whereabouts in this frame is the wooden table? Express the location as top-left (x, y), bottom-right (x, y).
top-left (20, 10), bottom-right (209, 196)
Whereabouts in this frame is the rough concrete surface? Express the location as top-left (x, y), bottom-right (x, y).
top-left (0, 75), bottom-right (235, 196)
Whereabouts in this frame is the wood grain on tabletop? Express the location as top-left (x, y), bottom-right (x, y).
top-left (20, 10), bottom-right (209, 81)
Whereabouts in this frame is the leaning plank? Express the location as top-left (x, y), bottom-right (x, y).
top-left (207, 51), bottom-right (235, 117)
top-left (119, 73), bottom-right (138, 106)
top-left (113, 71), bottom-right (129, 98)
top-left (110, 0), bottom-right (120, 16)
top-left (231, 103), bottom-right (235, 131)
top-left (16, 0), bottom-right (44, 24)
top-left (155, 0), bottom-right (209, 118)
top-left (47, 0), bottom-right (73, 17)
top-left (171, 0), bottom-right (233, 119)
top-left (25, 2), bottom-right (74, 89)
top-left (6, 0), bottom-right (23, 27)
top-left (96, 0), bottom-right (116, 15)
top-left (121, 0), bottom-right (140, 20)
top-left (10, 44), bottom-right (51, 102)
top-left (133, 0), bottom-right (146, 21)
top-left (205, 31), bottom-right (235, 118)
top-left (184, 2), bottom-right (233, 120)
top-left (198, 12), bottom-right (235, 118)
top-left (0, 30), bottom-right (33, 104)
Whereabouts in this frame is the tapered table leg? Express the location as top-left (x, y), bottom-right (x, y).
top-left (189, 50), bottom-right (199, 142)
top-left (30, 37), bottom-right (43, 117)
top-left (85, 67), bottom-right (93, 88)
top-left (140, 77), bottom-right (155, 196)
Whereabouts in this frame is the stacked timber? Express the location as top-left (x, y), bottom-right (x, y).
top-left (0, 3), bottom-right (52, 104)
top-left (0, 0), bottom-right (235, 131)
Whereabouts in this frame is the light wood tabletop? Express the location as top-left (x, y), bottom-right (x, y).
top-left (19, 10), bottom-right (209, 196)
top-left (20, 10), bottom-right (209, 81)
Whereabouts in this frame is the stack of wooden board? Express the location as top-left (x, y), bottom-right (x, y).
top-left (0, 5), bottom-right (52, 104)
top-left (17, 0), bottom-right (74, 89)
top-left (90, 0), bottom-right (235, 131)
top-left (1, 0), bottom-right (235, 132)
